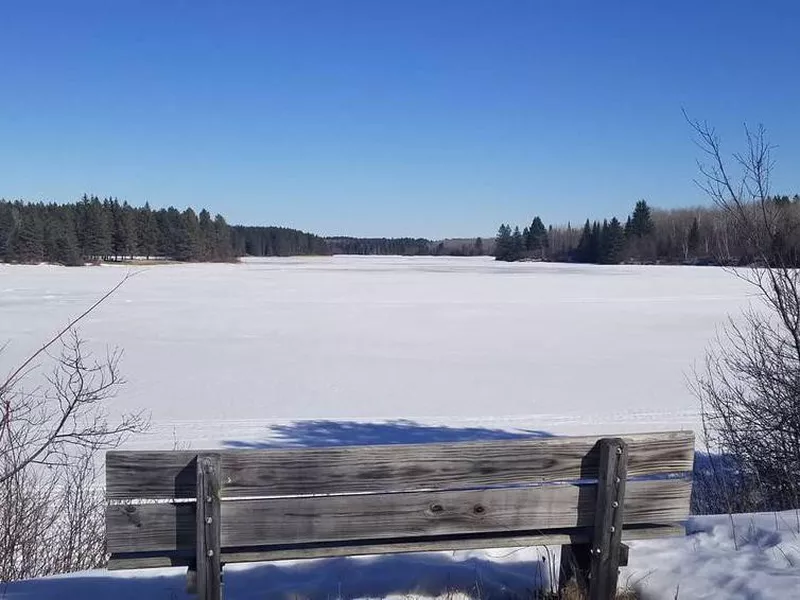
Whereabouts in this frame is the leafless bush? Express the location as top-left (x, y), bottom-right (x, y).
top-left (688, 113), bottom-right (800, 513)
top-left (0, 275), bottom-right (147, 581)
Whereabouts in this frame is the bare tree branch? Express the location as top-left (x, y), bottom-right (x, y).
top-left (687, 114), bottom-right (800, 513)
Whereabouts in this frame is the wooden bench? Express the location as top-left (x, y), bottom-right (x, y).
top-left (105, 431), bottom-right (694, 600)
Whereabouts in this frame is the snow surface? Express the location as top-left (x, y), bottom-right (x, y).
top-left (4, 257), bottom-right (796, 599)
top-left (3, 512), bottom-right (799, 599)
top-left (1, 256), bottom-right (755, 449)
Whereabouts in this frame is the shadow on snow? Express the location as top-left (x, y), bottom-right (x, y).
top-left (223, 418), bottom-right (553, 449)
top-left (4, 553), bottom-right (551, 600)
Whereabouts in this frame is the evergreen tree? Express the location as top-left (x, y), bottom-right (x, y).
top-left (494, 224), bottom-right (513, 261)
top-left (590, 221), bottom-right (601, 262)
top-left (43, 209), bottom-right (81, 266)
top-left (213, 214), bottom-right (234, 261)
top-left (629, 200), bottom-right (654, 237)
top-left (174, 208), bottom-right (202, 261)
top-left (13, 210), bottom-right (44, 263)
top-left (199, 209), bottom-right (215, 260)
top-left (576, 220), bottom-right (593, 263)
top-left (84, 197), bottom-right (111, 259)
top-left (0, 202), bottom-right (18, 260)
top-left (511, 226), bottom-right (524, 260)
top-left (527, 216), bottom-right (549, 259)
top-left (475, 237), bottom-right (483, 255)
top-left (601, 217), bottom-right (625, 264)
top-left (137, 203), bottom-right (159, 259)
top-left (121, 202), bottom-right (138, 259)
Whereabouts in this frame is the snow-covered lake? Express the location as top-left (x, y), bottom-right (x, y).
top-left (0, 256), bottom-right (755, 450)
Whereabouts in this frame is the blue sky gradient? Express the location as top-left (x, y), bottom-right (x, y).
top-left (1, 1), bottom-right (799, 237)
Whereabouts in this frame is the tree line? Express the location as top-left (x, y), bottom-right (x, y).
top-left (0, 196), bottom-right (237, 265)
top-left (495, 195), bottom-right (800, 265)
top-left (0, 197), bottom-right (340, 265)
top-left (8, 194), bottom-right (800, 267)
top-left (0, 196), bottom-right (488, 264)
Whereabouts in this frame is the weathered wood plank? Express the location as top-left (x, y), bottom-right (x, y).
top-left (196, 455), bottom-right (222, 600)
top-left (107, 524), bottom-right (685, 569)
top-left (107, 478), bottom-right (691, 554)
top-left (106, 431), bottom-right (694, 499)
top-left (588, 438), bottom-right (629, 600)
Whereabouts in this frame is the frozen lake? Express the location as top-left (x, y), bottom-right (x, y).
top-left (0, 256), bottom-right (755, 449)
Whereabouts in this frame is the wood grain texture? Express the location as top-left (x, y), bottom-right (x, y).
top-left (106, 524), bottom-right (685, 569)
top-left (588, 438), bottom-right (629, 600)
top-left (196, 455), bottom-right (222, 600)
top-left (106, 478), bottom-right (691, 554)
top-left (106, 430), bottom-right (694, 500)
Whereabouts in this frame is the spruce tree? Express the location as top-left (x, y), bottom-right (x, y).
top-left (0, 202), bottom-right (17, 261)
top-left (137, 203), bottom-right (159, 259)
top-left (602, 217), bottom-right (625, 264)
top-left (576, 220), bottom-right (593, 263)
top-left (13, 210), bottom-right (44, 263)
top-left (213, 214), bottom-right (234, 261)
top-left (629, 200), bottom-right (654, 237)
top-left (511, 226), bottom-right (524, 261)
top-left (494, 224), bottom-right (513, 261)
top-left (199, 209), bottom-right (215, 260)
top-left (85, 197), bottom-right (111, 259)
top-left (527, 216), bottom-right (548, 259)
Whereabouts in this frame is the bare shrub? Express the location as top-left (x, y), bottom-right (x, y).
top-left (0, 275), bottom-right (147, 581)
top-left (688, 114), bottom-right (800, 513)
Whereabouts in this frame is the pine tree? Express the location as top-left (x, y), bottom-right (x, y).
top-left (174, 208), bottom-right (202, 261)
top-left (576, 220), bottom-right (593, 263)
top-left (43, 209), bottom-right (81, 265)
top-left (199, 209), bottom-right (215, 260)
top-left (85, 197), bottom-right (111, 259)
top-left (137, 203), bottom-right (159, 259)
top-left (629, 200), bottom-right (654, 237)
top-left (590, 221), bottom-right (601, 263)
top-left (511, 226), bottom-right (524, 260)
top-left (0, 202), bottom-right (18, 261)
top-left (494, 224), bottom-right (513, 261)
top-left (601, 217), bottom-right (625, 264)
top-left (527, 216), bottom-right (548, 259)
top-left (13, 209), bottom-right (44, 263)
top-left (121, 202), bottom-right (138, 259)
top-left (213, 214), bottom-right (234, 261)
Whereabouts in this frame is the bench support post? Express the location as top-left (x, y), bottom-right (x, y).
top-left (589, 437), bottom-right (629, 600)
top-left (559, 437), bottom-right (628, 600)
top-left (196, 454), bottom-right (222, 600)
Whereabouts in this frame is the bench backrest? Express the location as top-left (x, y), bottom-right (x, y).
top-left (105, 430), bottom-right (694, 569)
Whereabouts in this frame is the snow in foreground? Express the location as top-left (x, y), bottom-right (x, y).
top-left (3, 512), bottom-right (798, 599)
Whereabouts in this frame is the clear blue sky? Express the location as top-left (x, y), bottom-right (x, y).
top-left (1, 1), bottom-right (799, 238)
